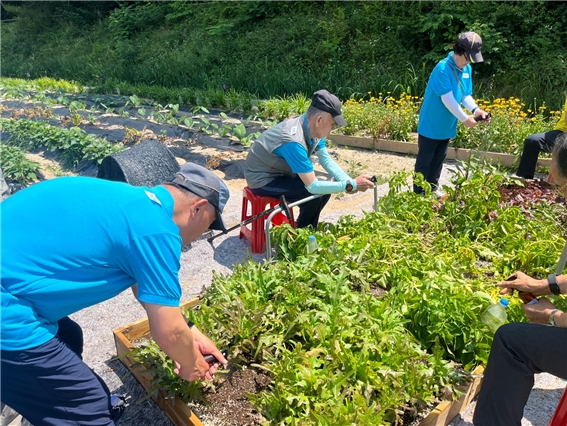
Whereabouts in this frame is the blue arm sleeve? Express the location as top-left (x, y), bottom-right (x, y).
top-left (306, 179), bottom-right (355, 195)
top-left (273, 143), bottom-right (314, 173)
top-left (316, 147), bottom-right (351, 182)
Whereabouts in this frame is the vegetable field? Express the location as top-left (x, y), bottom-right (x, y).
top-left (2, 77), bottom-right (565, 425)
top-left (1, 77), bottom-right (561, 189)
top-left (132, 166), bottom-right (567, 425)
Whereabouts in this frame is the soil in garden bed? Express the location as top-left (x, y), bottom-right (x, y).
top-left (200, 367), bottom-right (271, 426)
top-left (131, 331), bottom-right (271, 425)
top-left (495, 178), bottom-right (567, 226)
top-left (497, 178), bottom-right (564, 207)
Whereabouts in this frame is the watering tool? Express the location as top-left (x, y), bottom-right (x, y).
top-left (370, 175), bottom-right (378, 211)
top-left (207, 195), bottom-right (293, 243)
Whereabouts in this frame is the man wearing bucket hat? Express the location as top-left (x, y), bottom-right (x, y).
top-left (1, 163), bottom-right (229, 425)
top-left (413, 31), bottom-right (490, 195)
top-left (245, 89), bottom-right (375, 229)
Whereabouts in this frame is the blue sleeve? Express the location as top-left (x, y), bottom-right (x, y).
top-left (430, 63), bottom-right (453, 97)
top-left (316, 148), bottom-right (351, 182)
top-left (273, 143), bottom-right (314, 174)
top-left (306, 179), bottom-right (354, 195)
top-left (122, 233), bottom-right (182, 307)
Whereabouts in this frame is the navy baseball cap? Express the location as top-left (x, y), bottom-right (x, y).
top-left (456, 31), bottom-right (483, 63)
top-left (170, 163), bottom-right (229, 232)
top-left (311, 89), bottom-right (348, 127)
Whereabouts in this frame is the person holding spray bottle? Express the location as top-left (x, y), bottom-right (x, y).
top-left (473, 133), bottom-right (567, 426)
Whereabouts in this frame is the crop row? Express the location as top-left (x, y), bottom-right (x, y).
top-left (0, 118), bottom-right (123, 171)
top-left (1, 77), bottom-right (560, 158)
top-left (132, 163), bottom-right (567, 425)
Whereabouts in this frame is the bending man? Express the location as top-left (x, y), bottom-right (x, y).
top-left (1, 163), bottom-right (229, 425)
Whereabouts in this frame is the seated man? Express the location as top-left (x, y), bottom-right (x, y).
top-left (245, 89), bottom-right (375, 229)
top-left (473, 133), bottom-right (567, 426)
top-left (515, 96), bottom-right (567, 179)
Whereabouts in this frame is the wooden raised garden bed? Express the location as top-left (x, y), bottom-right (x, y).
top-left (329, 134), bottom-right (551, 168)
top-left (113, 297), bottom-right (203, 426)
top-left (114, 298), bottom-right (484, 426)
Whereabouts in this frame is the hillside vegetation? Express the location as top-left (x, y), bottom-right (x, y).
top-left (1, 1), bottom-right (566, 110)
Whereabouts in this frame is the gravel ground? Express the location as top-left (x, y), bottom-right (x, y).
top-left (7, 160), bottom-right (565, 425)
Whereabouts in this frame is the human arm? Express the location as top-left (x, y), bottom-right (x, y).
top-left (274, 143), bottom-right (374, 194)
top-left (300, 172), bottom-right (375, 195)
top-left (463, 95), bottom-right (490, 122)
top-left (518, 297), bottom-right (566, 328)
top-left (497, 271), bottom-right (567, 297)
top-left (314, 147), bottom-right (375, 193)
top-left (316, 147), bottom-right (351, 182)
top-left (441, 92), bottom-right (477, 128)
top-left (498, 271), bottom-right (567, 328)
top-left (145, 303), bottom-right (226, 381)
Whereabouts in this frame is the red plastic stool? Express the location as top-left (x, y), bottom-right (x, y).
top-left (550, 386), bottom-right (567, 426)
top-left (239, 187), bottom-right (295, 254)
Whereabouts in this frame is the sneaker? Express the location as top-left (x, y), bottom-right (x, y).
top-left (110, 394), bottom-right (126, 423)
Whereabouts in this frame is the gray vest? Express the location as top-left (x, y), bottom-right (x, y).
top-left (245, 115), bottom-right (319, 189)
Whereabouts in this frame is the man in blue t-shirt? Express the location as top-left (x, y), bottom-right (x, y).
top-left (245, 90), bottom-right (375, 229)
top-left (1, 163), bottom-right (230, 425)
top-left (414, 31), bottom-right (490, 194)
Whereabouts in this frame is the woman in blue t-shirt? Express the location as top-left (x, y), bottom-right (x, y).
top-left (413, 31), bottom-right (490, 195)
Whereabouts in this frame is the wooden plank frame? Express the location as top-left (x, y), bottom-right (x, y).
top-left (329, 134), bottom-right (552, 168)
top-left (420, 365), bottom-right (484, 426)
top-left (113, 297), bottom-right (203, 426)
top-left (114, 298), bottom-right (484, 426)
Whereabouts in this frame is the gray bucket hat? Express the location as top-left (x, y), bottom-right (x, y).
top-left (170, 163), bottom-right (229, 231)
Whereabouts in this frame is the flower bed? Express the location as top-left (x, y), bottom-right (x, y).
top-left (328, 134), bottom-right (552, 168)
top-left (340, 94), bottom-right (561, 156)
